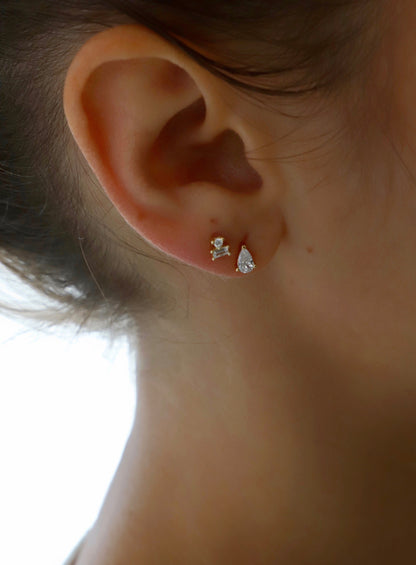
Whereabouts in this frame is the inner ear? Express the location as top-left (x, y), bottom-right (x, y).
top-left (144, 96), bottom-right (263, 193)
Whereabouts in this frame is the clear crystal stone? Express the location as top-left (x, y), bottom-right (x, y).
top-left (213, 237), bottom-right (224, 250)
top-left (212, 246), bottom-right (230, 260)
top-left (237, 246), bottom-right (256, 274)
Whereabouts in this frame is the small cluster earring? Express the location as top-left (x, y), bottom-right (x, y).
top-left (210, 235), bottom-right (256, 274)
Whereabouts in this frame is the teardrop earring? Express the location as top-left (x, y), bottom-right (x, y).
top-left (236, 244), bottom-right (256, 274)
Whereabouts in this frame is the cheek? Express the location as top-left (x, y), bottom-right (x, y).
top-left (277, 173), bottom-right (416, 385)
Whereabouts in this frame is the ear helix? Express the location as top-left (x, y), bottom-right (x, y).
top-left (210, 235), bottom-right (256, 275)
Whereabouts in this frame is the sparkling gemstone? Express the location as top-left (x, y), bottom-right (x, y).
top-left (212, 246), bottom-right (230, 260)
top-left (237, 246), bottom-right (256, 274)
top-left (213, 237), bottom-right (224, 250)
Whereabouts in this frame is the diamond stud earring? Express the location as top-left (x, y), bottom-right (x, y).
top-left (210, 236), bottom-right (231, 261)
top-left (236, 244), bottom-right (256, 274)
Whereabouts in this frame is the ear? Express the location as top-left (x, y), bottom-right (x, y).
top-left (63, 24), bottom-right (283, 277)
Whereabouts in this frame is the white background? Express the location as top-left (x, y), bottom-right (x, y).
top-left (0, 269), bottom-right (137, 565)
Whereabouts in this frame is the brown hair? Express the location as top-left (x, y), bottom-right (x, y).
top-left (0, 0), bottom-right (382, 340)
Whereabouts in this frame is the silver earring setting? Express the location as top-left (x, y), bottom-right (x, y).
top-left (210, 235), bottom-right (256, 275)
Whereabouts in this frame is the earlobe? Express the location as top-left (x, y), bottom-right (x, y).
top-left (63, 24), bottom-right (283, 277)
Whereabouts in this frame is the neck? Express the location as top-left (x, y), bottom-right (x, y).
top-left (79, 271), bottom-right (416, 564)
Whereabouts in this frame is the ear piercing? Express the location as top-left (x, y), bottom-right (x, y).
top-left (210, 235), bottom-right (256, 274)
top-left (236, 244), bottom-right (256, 274)
top-left (211, 236), bottom-right (231, 260)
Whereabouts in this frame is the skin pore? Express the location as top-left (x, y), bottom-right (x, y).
top-left (61, 2), bottom-right (416, 563)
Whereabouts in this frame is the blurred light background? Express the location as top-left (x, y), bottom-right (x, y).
top-left (0, 267), bottom-right (137, 565)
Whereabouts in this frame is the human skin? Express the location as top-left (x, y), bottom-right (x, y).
top-left (62, 2), bottom-right (416, 563)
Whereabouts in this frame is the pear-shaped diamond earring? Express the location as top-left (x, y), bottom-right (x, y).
top-left (236, 244), bottom-right (256, 274)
